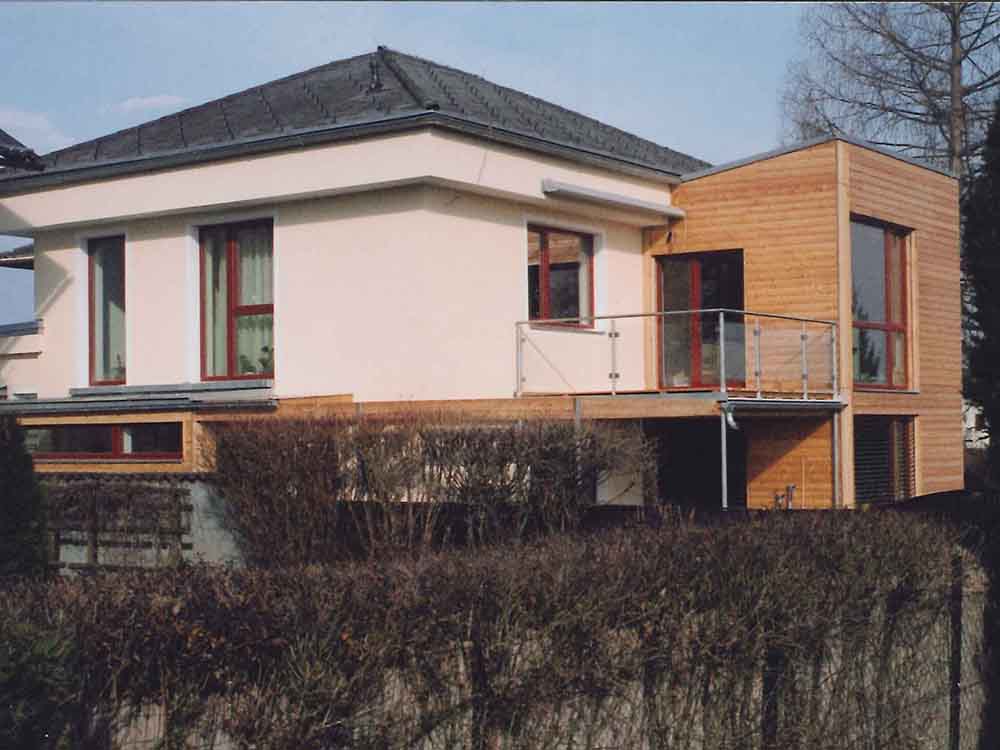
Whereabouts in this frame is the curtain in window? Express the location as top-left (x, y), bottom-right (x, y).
top-left (237, 224), bottom-right (273, 306)
top-left (91, 236), bottom-right (126, 382)
top-left (236, 314), bottom-right (274, 374)
top-left (202, 228), bottom-right (228, 377)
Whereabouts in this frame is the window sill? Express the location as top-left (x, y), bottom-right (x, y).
top-left (33, 457), bottom-right (183, 464)
top-left (853, 386), bottom-right (919, 395)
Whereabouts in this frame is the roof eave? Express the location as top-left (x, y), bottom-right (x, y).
top-left (681, 135), bottom-right (956, 182)
top-left (0, 112), bottom-right (683, 198)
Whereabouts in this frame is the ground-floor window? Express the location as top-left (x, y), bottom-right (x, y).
top-left (854, 415), bottom-right (914, 503)
top-left (24, 422), bottom-right (182, 461)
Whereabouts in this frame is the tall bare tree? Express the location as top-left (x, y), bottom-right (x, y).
top-left (781, 2), bottom-right (1000, 181)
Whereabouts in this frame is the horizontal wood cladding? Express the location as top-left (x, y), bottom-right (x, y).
top-left (744, 416), bottom-right (834, 509)
top-left (666, 142), bottom-right (840, 324)
top-left (846, 143), bottom-right (962, 495)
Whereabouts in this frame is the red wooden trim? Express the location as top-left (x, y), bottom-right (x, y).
top-left (527, 224), bottom-right (595, 328)
top-left (88, 236), bottom-right (126, 387)
top-left (689, 260), bottom-right (703, 387)
top-left (234, 303), bottom-right (274, 317)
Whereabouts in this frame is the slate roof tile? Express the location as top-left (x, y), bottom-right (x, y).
top-left (0, 47), bottom-right (709, 186)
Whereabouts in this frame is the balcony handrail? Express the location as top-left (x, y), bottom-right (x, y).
top-left (516, 308), bottom-right (838, 400)
top-left (516, 308), bottom-right (837, 327)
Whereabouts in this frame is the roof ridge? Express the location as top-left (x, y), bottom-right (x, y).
top-left (377, 46), bottom-right (438, 110)
top-left (382, 47), bottom-right (709, 168)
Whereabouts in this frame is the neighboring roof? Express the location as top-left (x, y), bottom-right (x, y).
top-left (0, 128), bottom-right (44, 172)
top-left (0, 47), bottom-right (709, 194)
top-left (0, 241), bottom-right (34, 270)
top-left (681, 134), bottom-right (956, 182)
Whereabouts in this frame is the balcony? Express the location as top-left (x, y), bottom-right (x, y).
top-left (515, 309), bottom-right (838, 404)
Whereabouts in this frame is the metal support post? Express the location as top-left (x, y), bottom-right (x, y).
top-left (801, 321), bottom-right (809, 399)
top-left (754, 318), bottom-right (762, 399)
top-left (609, 319), bottom-right (619, 396)
top-left (720, 408), bottom-right (729, 511)
top-left (719, 310), bottom-right (727, 395)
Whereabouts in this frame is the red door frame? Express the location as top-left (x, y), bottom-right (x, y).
top-left (656, 251), bottom-right (744, 390)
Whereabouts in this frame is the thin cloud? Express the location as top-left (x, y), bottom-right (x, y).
top-left (0, 109), bottom-right (74, 153)
top-left (118, 94), bottom-right (188, 114)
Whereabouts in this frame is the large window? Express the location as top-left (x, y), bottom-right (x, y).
top-left (851, 218), bottom-right (908, 387)
top-left (201, 219), bottom-right (274, 379)
top-left (89, 235), bottom-right (126, 385)
top-left (527, 225), bottom-right (593, 324)
top-left (24, 423), bottom-right (182, 461)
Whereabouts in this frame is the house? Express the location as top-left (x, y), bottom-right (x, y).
top-left (0, 46), bottom-right (962, 517)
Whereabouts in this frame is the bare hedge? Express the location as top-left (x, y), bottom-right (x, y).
top-left (0, 511), bottom-right (969, 750)
top-left (208, 415), bottom-right (655, 565)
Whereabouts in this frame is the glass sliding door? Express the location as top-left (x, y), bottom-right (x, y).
top-left (658, 251), bottom-right (744, 388)
top-left (89, 235), bottom-right (126, 384)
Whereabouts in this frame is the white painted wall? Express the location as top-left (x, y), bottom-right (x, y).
top-left (0, 182), bottom-right (649, 402)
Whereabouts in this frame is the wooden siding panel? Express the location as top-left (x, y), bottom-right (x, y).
top-left (847, 144), bottom-right (962, 495)
top-left (745, 416), bottom-right (834, 509)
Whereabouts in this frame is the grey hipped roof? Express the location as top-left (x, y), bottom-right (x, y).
top-left (0, 47), bottom-right (709, 193)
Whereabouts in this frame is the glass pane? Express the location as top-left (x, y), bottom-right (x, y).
top-left (202, 228), bottom-right (228, 377)
top-left (853, 327), bottom-right (887, 384)
top-left (25, 425), bottom-right (115, 454)
top-left (549, 262), bottom-right (581, 320)
top-left (891, 331), bottom-right (906, 386)
top-left (723, 312), bottom-right (746, 383)
top-left (527, 265), bottom-right (541, 319)
top-left (236, 314), bottom-right (274, 375)
top-left (700, 312), bottom-right (721, 384)
top-left (91, 236), bottom-right (126, 382)
top-left (701, 252), bottom-right (743, 309)
top-left (660, 258), bottom-right (693, 386)
top-left (123, 423), bottom-right (182, 455)
top-left (236, 224), bottom-right (273, 306)
top-left (851, 221), bottom-right (886, 323)
top-left (662, 315), bottom-right (692, 387)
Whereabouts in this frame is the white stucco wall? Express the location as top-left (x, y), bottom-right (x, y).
top-left (1, 181), bottom-right (649, 402)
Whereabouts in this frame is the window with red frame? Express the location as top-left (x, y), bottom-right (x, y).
top-left (201, 219), bottom-right (274, 379)
top-left (527, 226), bottom-right (593, 324)
top-left (851, 218), bottom-right (908, 388)
top-left (89, 235), bottom-right (126, 385)
top-left (24, 423), bottom-right (182, 460)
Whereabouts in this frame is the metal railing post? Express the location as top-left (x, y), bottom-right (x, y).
top-left (801, 321), bottom-right (808, 400)
top-left (609, 318), bottom-right (619, 396)
top-left (719, 310), bottom-right (727, 395)
top-left (754, 318), bottom-right (763, 399)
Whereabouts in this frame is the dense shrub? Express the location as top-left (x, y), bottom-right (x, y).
top-left (0, 415), bottom-right (46, 576)
top-left (208, 414), bottom-right (654, 565)
top-left (0, 512), bottom-right (968, 750)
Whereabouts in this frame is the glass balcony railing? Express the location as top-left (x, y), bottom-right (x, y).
top-left (515, 309), bottom-right (838, 400)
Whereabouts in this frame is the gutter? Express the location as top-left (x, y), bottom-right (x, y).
top-left (0, 111), bottom-right (685, 197)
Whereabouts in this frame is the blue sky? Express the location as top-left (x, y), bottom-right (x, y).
top-left (0, 1), bottom-right (805, 323)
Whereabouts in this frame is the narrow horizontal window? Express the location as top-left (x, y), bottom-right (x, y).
top-left (24, 423), bottom-right (182, 460)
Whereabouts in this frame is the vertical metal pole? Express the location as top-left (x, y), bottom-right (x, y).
top-left (515, 323), bottom-right (524, 397)
top-left (832, 410), bottom-right (841, 508)
top-left (801, 321), bottom-right (809, 400)
top-left (719, 310), bottom-right (727, 395)
top-left (755, 318), bottom-right (762, 399)
top-left (720, 408), bottom-right (729, 510)
top-left (610, 318), bottom-right (618, 396)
